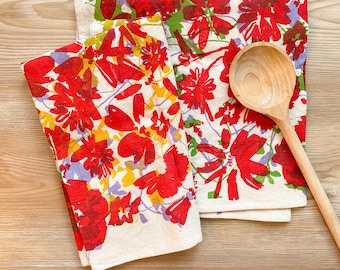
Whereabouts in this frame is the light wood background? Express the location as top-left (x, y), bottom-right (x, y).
top-left (1, 0), bottom-right (340, 269)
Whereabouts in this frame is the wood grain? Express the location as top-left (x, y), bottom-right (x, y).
top-left (0, 0), bottom-right (339, 269)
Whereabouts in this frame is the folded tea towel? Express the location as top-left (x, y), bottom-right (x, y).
top-left (21, 14), bottom-right (202, 269)
top-left (76, 0), bottom-right (309, 222)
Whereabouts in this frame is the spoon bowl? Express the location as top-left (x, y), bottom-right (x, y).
top-left (229, 42), bottom-right (340, 250)
top-left (229, 42), bottom-right (296, 120)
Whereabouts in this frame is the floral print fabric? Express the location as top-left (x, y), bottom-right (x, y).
top-left (85, 0), bottom-right (308, 217)
top-left (22, 14), bottom-right (202, 269)
top-left (22, 0), bottom-right (310, 268)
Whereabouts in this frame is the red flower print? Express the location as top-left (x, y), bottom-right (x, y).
top-left (100, 0), bottom-right (116, 19)
top-left (48, 63), bottom-right (102, 132)
top-left (165, 197), bottom-right (191, 225)
top-left (134, 170), bottom-right (182, 198)
top-left (178, 68), bottom-right (216, 121)
top-left (96, 55), bottom-right (144, 88)
top-left (192, 0), bottom-right (231, 13)
top-left (83, 46), bottom-right (96, 64)
top-left (95, 29), bottom-right (145, 87)
top-left (295, 115), bottom-right (306, 143)
top-left (290, 77), bottom-right (306, 110)
top-left (215, 99), bottom-right (244, 126)
top-left (205, 167), bottom-right (227, 198)
top-left (118, 22), bottom-right (148, 46)
top-left (295, 0), bottom-right (307, 22)
top-left (183, 0), bottom-right (233, 50)
top-left (167, 102), bottom-right (180, 116)
top-left (197, 159), bottom-right (223, 174)
top-left (163, 77), bottom-right (180, 97)
top-left (231, 130), bottom-right (269, 190)
top-left (96, 0), bottom-right (132, 20)
top-left (243, 109), bottom-right (275, 131)
top-left (197, 143), bottom-right (226, 198)
top-left (64, 180), bottom-right (109, 251)
top-left (220, 39), bottom-right (241, 84)
top-left (151, 110), bottom-right (170, 138)
top-left (237, 0), bottom-right (291, 41)
top-left (115, 84), bottom-right (142, 100)
top-left (78, 68), bottom-right (102, 101)
top-left (61, 182), bottom-right (85, 251)
top-left (227, 169), bottom-right (239, 200)
top-left (54, 57), bottom-right (84, 83)
top-left (55, 42), bottom-right (83, 53)
top-left (221, 128), bottom-right (231, 149)
top-left (272, 140), bottom-right (305, 188)
top-left (134, 145), bottom-right (189, 198)
top-left (283, 21), bottom-right (307, 61)
top-left (133, 93), bottom-right (145, 123)
top-left (141, 39), bottom-right (168, 73)
top-left (45, 126), bottom-right (70, 160)
top-left (71, 135), bottom-right (115, 179)
top-left (118, 132), bottom-right (156, 165)
top-left (126, 0), bottom-right (183, 20)
top-left (196, 142), bottom-right (234, 198)
top-left (104, 105), bottom-right (135, 131)
top-left (183, 5), bottom-right (210, 50)
top-left (109, 192), bottom-right (141, 226)
top-left (197, 143), bottom-right (226, 160)
top-left (174, 31), bottom-right (192, 55)
top-left (68, 99), bottom-right (101, 132)
top-left (163, 145), bottom-right (189, 182)
top-left (49, 84), bottom-right (101, 132)
top-left (185, 119), bottom-right (203, 138)
top-left (199, 131), bottom-right (268, 201)
top-left (60, 163), bottom-right (71, 179)
top-left (22, 55), bottom-right (55, 98)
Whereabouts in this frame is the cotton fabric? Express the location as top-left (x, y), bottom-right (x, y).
top-left (75, 0), bottom-right (309, 222)
top-left (22, 14), bottom-right (202, 269)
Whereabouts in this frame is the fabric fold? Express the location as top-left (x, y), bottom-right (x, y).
top-left (75, 0), bottom-right (309, 222)
top-left (21, 14), bottom-right (202, 269)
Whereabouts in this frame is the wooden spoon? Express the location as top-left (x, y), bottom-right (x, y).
top-left (229, 41), bottom-right (340, 250)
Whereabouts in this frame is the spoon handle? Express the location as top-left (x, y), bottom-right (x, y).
top-left (275, 116), bottom-right (340, 250)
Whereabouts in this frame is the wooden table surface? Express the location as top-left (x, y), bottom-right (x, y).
top-left (1, 0), bottom-right (340, 269)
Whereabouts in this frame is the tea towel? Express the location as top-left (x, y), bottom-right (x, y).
top-left (21, 14), bottom-right (202, 269)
